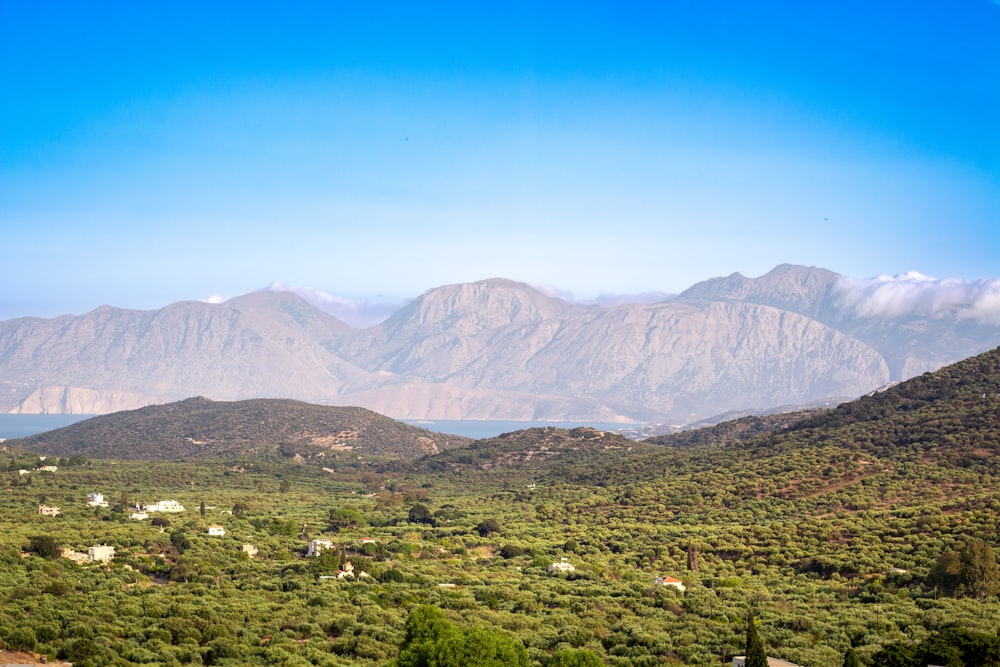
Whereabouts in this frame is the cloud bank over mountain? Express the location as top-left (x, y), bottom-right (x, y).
top-left (834, 273), bottom-right (1000, 324)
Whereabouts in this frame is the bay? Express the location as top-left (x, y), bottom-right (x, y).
top-left (0, 414), bottom-right (640, 443)
top-left (0, 414), bottom-right (94, 440)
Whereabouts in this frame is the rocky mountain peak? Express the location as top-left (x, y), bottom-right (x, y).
top-left (379, 277), bottom-right (583, 334)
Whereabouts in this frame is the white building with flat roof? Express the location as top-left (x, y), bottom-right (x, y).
top-left (146, 500), bottom-right (185, 513)
top-left (307, 539), bottom-right (333, 557)
top-left (88, 545), bottom-right (116, 563)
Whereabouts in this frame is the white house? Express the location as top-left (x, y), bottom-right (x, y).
top-left (654, 575), bottom-right (686, 592)
top-left (548, 558), bottom-right (575, 573)
top-left (87, 492), bottom-right (109, 507)
top-left (38, 504), bottom-right (60, 517)
top-left (146, 500), bottom-right (185, 513)
top-left (38, 465), bottom-right (58, 472)
top-left (242, 544), bottom-right (258, 558)
top-left (88, 545), bottom-right (116, 563)
top-left (307, 538), bottom-right (334, 557)
top-left (129, 511), bottom-right (149, 520)
top-left (207, 525), bottom-right (226, 536)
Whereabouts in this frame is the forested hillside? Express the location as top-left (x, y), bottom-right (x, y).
top-left (0, 349), bottom-right (998, 666)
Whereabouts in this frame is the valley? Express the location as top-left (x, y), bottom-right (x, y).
top-left (0, 348), bottom-right (997, 665)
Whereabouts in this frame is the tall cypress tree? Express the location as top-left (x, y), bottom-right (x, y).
top-left (745, 615), bottom-right (767, 667)
top-left (843, 647), bottom-right (861, 667)
top-left (686, 541), bottom-right (699, 571)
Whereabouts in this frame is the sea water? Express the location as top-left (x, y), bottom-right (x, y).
top-left (0, 414), bottom-right (94, 440)
top-left (0, 414), bottom-right (639, 442)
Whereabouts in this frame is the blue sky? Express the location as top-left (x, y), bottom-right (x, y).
top-left (2, 1), bottom-right (999, 322)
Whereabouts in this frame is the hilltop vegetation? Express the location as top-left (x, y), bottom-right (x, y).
top-left (0, 348), bottom-right (998, 666)
top-left (16, 397), bottom-right (470, 462)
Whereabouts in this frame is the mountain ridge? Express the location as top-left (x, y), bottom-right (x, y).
top-left (2, 265), bottom-right (997, 424)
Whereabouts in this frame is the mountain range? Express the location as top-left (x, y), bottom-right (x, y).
top-left (1, 264), bottom-right (997, 425)
top-left (16, 346), bottom-right (1000, 480)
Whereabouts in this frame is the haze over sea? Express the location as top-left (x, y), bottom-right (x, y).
top-left (0, 414), bottom-right (93, 440)
top-left (0, 414), bottom-right (638, 442)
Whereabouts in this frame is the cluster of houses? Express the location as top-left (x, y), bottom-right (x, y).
top-left (19, 464), bottom-right (58, 475)
top-left (38, 494), bottom-right (191, 521)
top-left (16, 455), bottom-right (59, 475)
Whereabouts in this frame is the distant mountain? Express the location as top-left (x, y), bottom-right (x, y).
top-left (336, 276), bottom-right (889, 423)
top-left (677, 263), bottom-right (999, 379)
top-left (15, 397), bottom-right (470, 461)
top-left (0, 291), bottom-right (367, 413)
top-left (1, 266), bottom-right (997, 424)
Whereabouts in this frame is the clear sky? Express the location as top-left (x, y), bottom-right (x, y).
top-left (2, 1), bottom-right (999, 321)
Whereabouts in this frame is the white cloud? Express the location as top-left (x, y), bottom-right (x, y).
top-left (834, 273), bottom-right (1000, 324)
top-left (263, 282), bottom-right (406, 328)
top-left (590, 291), bottom-right (675, 307)
top-left (202, 294), bottom-right (227, 304)
top-left (527, 282), bottom-right (674, 306)
top-left (527, 282), bottom-right (576, 302)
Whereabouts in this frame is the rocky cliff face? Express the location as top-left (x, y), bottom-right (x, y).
top-left (2, 267), bottom-right (996, 424)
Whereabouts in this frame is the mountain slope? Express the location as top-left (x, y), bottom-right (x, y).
top-left (14, 397), bottom-right (470, 461)
top-left (335, 276), bottom-right (891, 422)
top-left (0, 292), bottom-right (368, 413)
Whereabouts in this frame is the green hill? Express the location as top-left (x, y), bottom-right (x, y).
top-left (13, 396), bottom-right (471, 462)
